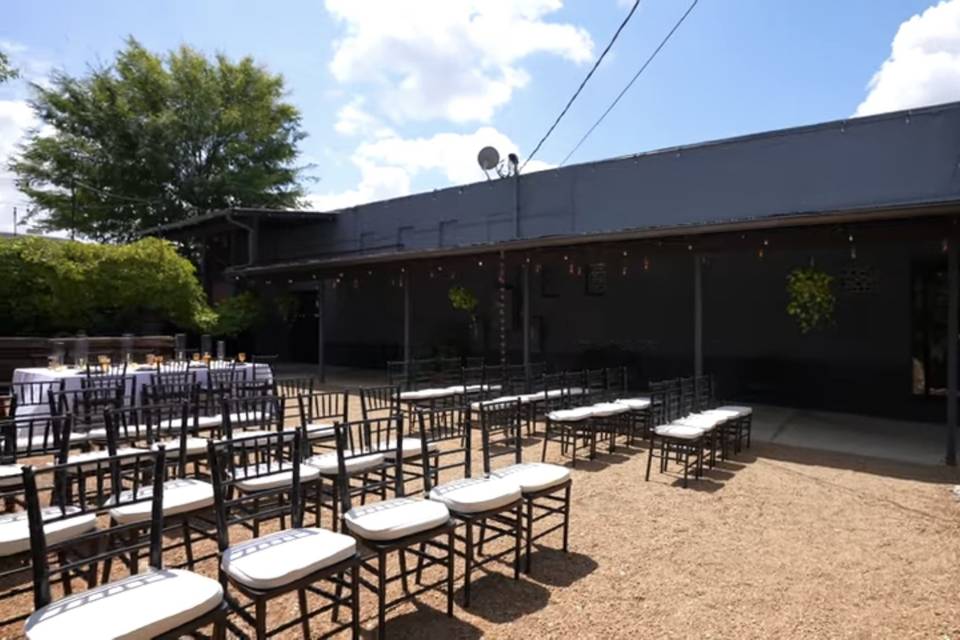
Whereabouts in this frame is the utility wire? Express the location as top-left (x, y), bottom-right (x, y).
top-left (520, 0), bottom-right (641, 172)
top-left (560, 0), bottom-right (700, 166)
top-left (73, 178), bottom-right (161, 205)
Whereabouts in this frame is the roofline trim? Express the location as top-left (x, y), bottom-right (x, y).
top-left (228, 200), bottom-right (960, 276)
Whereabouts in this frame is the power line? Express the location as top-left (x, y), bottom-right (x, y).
top-left (561, 0), bottom-right (700, 167)
top-left (520, 0), bottom-right (641, 172)
top-left (73, 179), bottom-right (161, 205)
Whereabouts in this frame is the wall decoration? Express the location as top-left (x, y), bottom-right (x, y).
top-left (786, 266), bottom-right (836, 333)
top-left (585, 262), bottom-right (607, 295)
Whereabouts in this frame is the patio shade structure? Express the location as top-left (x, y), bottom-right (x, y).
top-left (143, 101), bottom-right (960, 464)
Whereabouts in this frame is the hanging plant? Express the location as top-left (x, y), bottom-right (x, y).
top-left (786, 267), bottom-right (835, 333)
top-left (448, 285), bottom-right (478, 315)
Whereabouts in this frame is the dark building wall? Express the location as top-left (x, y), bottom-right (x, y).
top-left (256, 103), bottom-right (960, 267)
top-left (314, 225), bottom-right (947, 421)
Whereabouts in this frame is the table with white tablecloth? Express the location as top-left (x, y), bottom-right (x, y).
top-left (11, 362), bottom-right (273, 416)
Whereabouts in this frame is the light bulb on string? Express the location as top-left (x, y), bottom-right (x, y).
top-left (943, 238), bottom-right (949, 253)
top-left (643, 256), bottom-right (650, 271)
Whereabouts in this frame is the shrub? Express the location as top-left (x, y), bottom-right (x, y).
top-left (786, 266), bottom-right (835, 333)
top-left (0, 236), bottom-right (215, 335)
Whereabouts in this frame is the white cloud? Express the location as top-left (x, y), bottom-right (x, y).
top-left (855, 0), bottom-right (960, 116)
top-left (333, 98), bottom-right (395, 138)
top-left (307, 126), bottom-right (554, 211)
top-left (325, 0), bottom-right (593, 123)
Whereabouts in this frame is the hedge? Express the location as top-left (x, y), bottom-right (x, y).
top-left (0, 236), bottom-right (216, 336)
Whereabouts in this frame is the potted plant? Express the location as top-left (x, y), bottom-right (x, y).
top-left (786, 266), bottom-right (835, 333)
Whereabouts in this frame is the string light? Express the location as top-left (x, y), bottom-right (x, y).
top-left (643, 256), bottom-right (650, 271)
top-left (943, 238), bottom-right (950, 253)
top-left (757, 248), bottom-right (765, 259)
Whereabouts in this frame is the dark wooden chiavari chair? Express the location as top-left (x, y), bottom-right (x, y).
top-left (49, 385), bottom-right (124, 452)
top-left (22, 449), bottom-right (228, 639)
top-left (297, 390), bottom-right (348, 450)
top-left (10, 379), bottom-right (64, 418)
top-left (207, 429), bottom-right (360, 639)
top-left (416, 405), bottom-right (521, 607)
top-left (479, 399), bottom-right (571, 573)
top-left (333, 418), bottom-right (454, 640)
top-left (0, 414), bottom-right (73, 626)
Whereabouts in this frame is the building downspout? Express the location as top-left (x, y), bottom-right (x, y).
top-left (224, 210), bottom-right (258, 268)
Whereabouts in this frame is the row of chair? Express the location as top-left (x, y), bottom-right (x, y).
top-left (2, 378), bottom-right (574, 638)
top-left (645, 376), bottom-right (753, 487)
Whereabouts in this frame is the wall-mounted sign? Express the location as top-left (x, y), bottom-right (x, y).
top-left (586, 262), bottom-right (607, 296)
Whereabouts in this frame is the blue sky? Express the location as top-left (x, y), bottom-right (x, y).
top-left (0, 0), bottom-right (956, 229)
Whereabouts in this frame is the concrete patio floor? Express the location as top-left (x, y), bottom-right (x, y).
top-left (275, 363), bottom-right (955, 468)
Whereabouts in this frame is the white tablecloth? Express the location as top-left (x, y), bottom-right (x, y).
top-left (12, 363), bottom-right (273, 417)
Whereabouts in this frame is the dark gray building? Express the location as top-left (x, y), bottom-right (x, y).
top-left (147, 100), bottom-right (960, 438)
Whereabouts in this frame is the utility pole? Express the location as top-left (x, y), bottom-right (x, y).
top-left (12, 207), bottom-right (16, 236)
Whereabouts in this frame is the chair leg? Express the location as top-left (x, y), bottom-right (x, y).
top-left (540, 422), bottom-right (551, 462)
top-left (562, 484), bottom-right (571, 553)
top-left (298, 588), bottom-right (311, 638)
top-left (645, 437), bottom-right (655, 481)
top-left (513, 505), bottom-right (522, 579)
top-left (255, 598), bottom-right (267, 640)
top-left (182, 518), bottom-right (194, 569)
top-left (377, 552), bottom-right (387, 640)
top-left (446, 529), bottom-right (455, 617)
top-left (398, 547), bottom-right (410, 594)
top-left (524, 498), bottom-right (533, 574)
top-left (350, 565), bottom-right (361, 639)
top-left (463, 521), bottom-right (473, 608)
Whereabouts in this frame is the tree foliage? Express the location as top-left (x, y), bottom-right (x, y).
top-left (209, 292), bottom-right (261, 337)
top-left (10, 38), bottom-right (305, 242)
top-left (0, 51), bottom-right (18, 84)
top-left (786, 266), bottom-right (835, 334)
top-left (0, 236), bottom-right (216, 335)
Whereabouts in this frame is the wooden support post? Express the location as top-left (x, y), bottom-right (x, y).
top-left (947, 239), bottom-right (957, 465)
top-left (316, 281), bottom-right (325, 383)
top-left (694, 254), bottom-right (703, 379)
top-left (522, 261), bottom-right (531, 377)
top-left (403, 269), bottom-right (411, 387)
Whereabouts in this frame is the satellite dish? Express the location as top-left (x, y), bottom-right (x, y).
top-left (477, 146), bottom-right (500, 171)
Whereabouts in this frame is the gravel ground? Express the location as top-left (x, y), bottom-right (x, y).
top-left (1, 397), bottom-right (959, 639)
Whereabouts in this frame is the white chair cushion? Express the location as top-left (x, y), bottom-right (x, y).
top-left (715, 405), bottom-right (752, 417)
top-left (16, 434), bottom-right (58, 453)
top-left (66, 447), bottom-right (148, 472)
top-left (469, 395), bottom-right (520, 410)
top-left (164, 415), bottom-right (222, 432)
top-left (301, 421), bottom-right (336, 440)
top-left (399, 388), bottom-right (449, 401)
top-left (588, 402), bottom-right (631, 417)
top-left (429, 477), bottom-right (521, 514)
top-left (227, 411), bottom-right (268, 425)
top-left (701, 409), bottom-right (740, 419)
top-left (304, 451), bottom-right (385, 475)
top-left (344, 497), bottom-right (449, 542)
top-left (380, 437), bottom-right (439, 459)
top-left (24, 568), bottom-right (223, 640)
top-left (0, 464), bottom-right (22, 487)
top-left (491, 463), bottom-right (571, 493)
top-left (546, 407), bottom-right (593, 422)
top-left (232, 462), bottom-right (320, 492)
top-left (222, 527), bottom-right (356, 590)
top-left (615, 397), bottom-right (651, 410)
top-left (109, 478), bottom-right (215, 525)
top-left (654, 424), bottom-right (705, 439)
top-left (0, 506), bottom-right (97, 557)
top-left (150, 437), bottom-right (208, 455)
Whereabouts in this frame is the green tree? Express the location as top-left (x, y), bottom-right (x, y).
top-left (0, 51), bottom-right (18, 83)
top-left (10, 38), bottom-right (305, 242)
